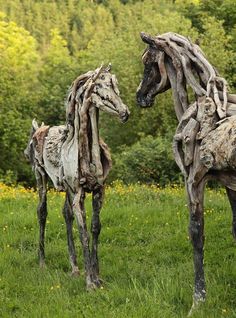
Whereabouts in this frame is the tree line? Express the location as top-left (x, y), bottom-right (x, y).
top-left (0, 0), bottom-right (235, 185)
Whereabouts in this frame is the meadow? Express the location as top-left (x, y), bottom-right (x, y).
top-left (0, 182), bottom-right (236, 318)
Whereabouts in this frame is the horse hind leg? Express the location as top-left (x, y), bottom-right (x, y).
top-left (35, 167), bottom-right (48, 268)
top-left (226, 187), bottom-right (236, 240)
top-left (62, 191), bottom-right (80, 276)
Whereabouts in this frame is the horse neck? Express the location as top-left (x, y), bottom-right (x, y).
top-left (165, 59), bottom-right (189, 122)
top-left (77, 102), bottom-right (104, 186)
top-left (88, 107), bottom-right (104, 183)
top-left (88, 106), bottom-right (100, 158)
top-left (79, 104), bottom-right (100, 163)
top-left (165, 52), bottom-right (231, 121)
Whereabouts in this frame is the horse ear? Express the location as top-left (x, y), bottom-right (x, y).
top-left (140, 32), bottom-right (156, 47)
top-left (32, 119), bottom-right (38, 131)
top-left (96, 63), bottom-right (104, 75)
top-left (92, 64), bottom-right (104, 82)
top-left (105, 63), bottom-right (112, 72)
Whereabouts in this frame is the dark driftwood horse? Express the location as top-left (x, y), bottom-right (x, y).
top-left (136, 32), bottom-right (236, 314)
top-left (25, 65), bottom-right (129, 289)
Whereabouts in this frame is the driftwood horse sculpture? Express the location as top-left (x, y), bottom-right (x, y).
top-left (136, 32), bottom-right (236, 313)
top-left (25, 65), bottom-right (129, 289)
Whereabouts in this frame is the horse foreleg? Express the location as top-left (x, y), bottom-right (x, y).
top-left (73, 188), bottom-right (95, 290)
top-left (187, 179), bottom-right (206, 316)
top-left (91, 186), bottom-right (104, 286)
top-left (35, 167), bottom-right (48, 268)
top-left (226, 187), bottom-right (236, 240)
top-left (62, 191), bottom-right (79, 276)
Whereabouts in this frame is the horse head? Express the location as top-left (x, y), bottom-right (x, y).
top-left (137, 32), bottom-right (229, 120)
top-left (136, 32), bottom-right (170, 108)
top-left (90, 65), bottom-right (130, 123)
top-left (67, 65), bottom-right (130, 124)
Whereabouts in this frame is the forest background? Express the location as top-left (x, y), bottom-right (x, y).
top-left (0, 0), bottom-right (235, 186)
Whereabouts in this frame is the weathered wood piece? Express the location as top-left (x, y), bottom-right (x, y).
top-left (196, 96), bottom-right (218, 140)
top-left (136, 31), bottom-right (236, 315)
top-left (200, 116), bottom-right (236, 171)
top-left (25, 66), bottom-right (129, 289)
top-left (182, 118), bottom-right (199, 166)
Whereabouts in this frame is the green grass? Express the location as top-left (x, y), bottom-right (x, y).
top-left (0, 183), bottom-right (236, 318)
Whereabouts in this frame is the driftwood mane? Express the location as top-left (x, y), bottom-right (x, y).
top-left (65, 69), bottom-right (97, 125)
top-left (65, 64), bottom-right (113, 125)
top-left (143, 32), bottom-right (229, 119)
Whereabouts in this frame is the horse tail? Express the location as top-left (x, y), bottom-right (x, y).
top-left (24, 119), bottom-right (39, 166)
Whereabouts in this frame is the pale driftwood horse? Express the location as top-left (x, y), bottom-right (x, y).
top-left (136, 32), bottom-right (236, 313)
top-left (25, 65), bottom-right (129, 289)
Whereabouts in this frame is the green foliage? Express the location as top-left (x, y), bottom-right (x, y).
top-left (0, 169), bottom-right (17, 185)
top-left (199, 16), bottom-right (235, 87)
top-left (37, 29), bottom-right (79, 125)
top-left (176, 0), bottom-right (236, 86)
top-left (0, 1), bottom-right (235, 185)
top-left (0, 13), bottom-right (40, 182)
top-left (110, 135), bottom-right (182, 185)
top-left (200, 0), bottom-right (236, 32)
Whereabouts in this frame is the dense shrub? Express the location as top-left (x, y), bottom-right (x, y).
top-left (110, 135), bottom-right (183, 185)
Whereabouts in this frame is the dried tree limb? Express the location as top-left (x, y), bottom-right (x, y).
top-left (157, 38), bottom-right (189, 111)
top-left (154, 32), bottom-right (229, 118)
top-left (182, 118), bottom-right (199, 166)
top-left (165, 60), bottom-right (183, 120)
top-left (196, 97), bottom-right (218, 140)
top-left (89, 107), bottom-right (103, 185)
top-left (165, 37), bottom-right (206, 96)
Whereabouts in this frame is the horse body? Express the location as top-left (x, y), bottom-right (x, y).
top-left (38, 125), bottom-right (65, 190)
top-left (136, 32), bottom-right (236, 314)
top-left (25, 65), bottom-right (129, 289)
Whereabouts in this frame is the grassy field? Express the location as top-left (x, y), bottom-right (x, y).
top-left (0, 182), bottom-right (236, 318)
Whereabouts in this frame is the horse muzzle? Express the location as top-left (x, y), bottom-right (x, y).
top-left (136, 90), bottom-right (154, 108)
top-left (120, 110), bottom-right (130, 123)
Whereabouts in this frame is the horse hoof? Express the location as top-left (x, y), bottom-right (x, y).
top-left (86, 282), bottom-right (97, 291)
top-left (188, 293), bottom-right (205, 317)
top-left (94, 277), bottom-right (104, 288)
top-left (39, 260), bottom-right (46, 269)
top-left (71, 268), bottom-right (80, 277)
